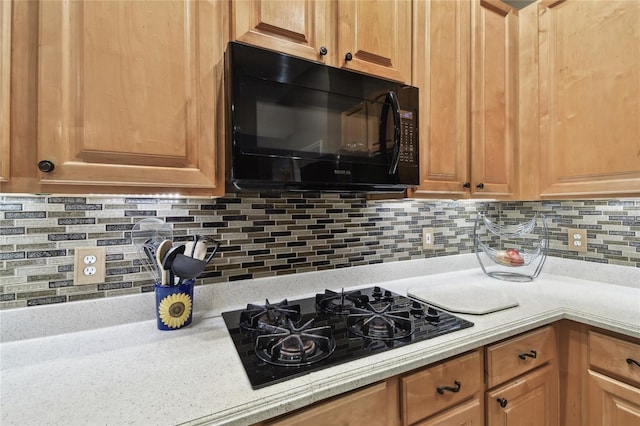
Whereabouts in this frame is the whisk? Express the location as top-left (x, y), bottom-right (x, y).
top-left (131, 218), bottom-right (173, 282)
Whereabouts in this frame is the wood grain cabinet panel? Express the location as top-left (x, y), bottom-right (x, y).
top-left (411, 0), bottom-right (470, 198)
top-left (264, 379), bottom-right (400, 426)
top-left (231, 0), bottom-right (334, 64)
top-left (538, 0), bottom-right (640, 198)
top-left (486, 363), bottom-right (559, 426)
top-left (0, 0), bottom-right (10, 184)
top-left (486, 325), bottom-right (556, 388)
top-left (587, 369), bottom-right (640, 426)
top-left (401, 350), bottom-right (483, 425)
top-left (589, 331), bottom-right (640, 387)
top-left (337, 0), bottom-right (412, 83)
top-left (414, 397), bottom-right (483, 426)
top-left (36, 0), bottom-right (225, 195)
top-left (470, 0), bottom-right (518, 198)
top-left (231, 0), bottom-right (412, 83)
top-left (412, 0), bottom-right (517, 199)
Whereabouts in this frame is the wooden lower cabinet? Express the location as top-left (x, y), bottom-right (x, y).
top-left (587, 369), bottom-right (640, 426)
top-left (260, 323), bottom-right (640, 426)
top-left (485, 325), bottom-right (559, 426)
top-left (585, 330), bottom-right (640, 426)
top-left (401, 350), bottom-right (483, 425)
top-left (486, 363), bottom-right (559, 426)
top-left (415, 397), bottom-right (482, 426)
top-left (263, 379), bottom-right (401, 426)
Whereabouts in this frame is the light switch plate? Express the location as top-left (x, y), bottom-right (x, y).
top-left (422, 228), bottom-right (435, 249)
top-left (73, 247), bottom-right (106, 285)
top-left (568, 228), bottom-right (587, 252)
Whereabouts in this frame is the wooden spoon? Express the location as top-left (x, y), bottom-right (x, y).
top-left (155, 239), bottom-right (172, 286)
top-left (193, 239), bottom-right (207, 260)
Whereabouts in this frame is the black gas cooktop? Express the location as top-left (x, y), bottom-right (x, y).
top-left (221, 287), bottom-right (474, 389)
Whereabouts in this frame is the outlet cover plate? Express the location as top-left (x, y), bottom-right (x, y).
top-left (74, 247), bottom-right (106, 285)
top-left (568, 228), bottom-right (587, 252)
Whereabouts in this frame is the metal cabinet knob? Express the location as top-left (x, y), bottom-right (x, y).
top-left (345, 52), bottom-right (353, 61)
top-left (38, 160), bottom-right (55, 173)
top-left (497, 398), bottom-right (508, 408)
top-left (319, 46), bottom-right (328, 56)
top-left (476, 183), bottom-right (484, 189)
top-left (463, 182), bottom-right (471, 189)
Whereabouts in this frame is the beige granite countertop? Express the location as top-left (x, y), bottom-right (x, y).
top-left (1, 255), bottom-right (639, 425)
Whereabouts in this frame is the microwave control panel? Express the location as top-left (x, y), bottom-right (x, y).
top-left (399, 110), bottom-right (417, 165)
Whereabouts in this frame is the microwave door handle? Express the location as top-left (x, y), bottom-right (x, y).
top-left (384, 91), bottom-right (401, 175)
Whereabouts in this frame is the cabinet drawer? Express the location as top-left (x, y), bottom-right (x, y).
top-left (589, 331), bottom-right (640, 387)
top-left (401, 350), bottom-right (483, 425)
top-left (486, 325), bottom-right (556, 388)
top-left (264, 380), bottom-right (395, 426)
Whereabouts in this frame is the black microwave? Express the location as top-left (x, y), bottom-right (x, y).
top-left (225, 42), bottom-right (419, 192)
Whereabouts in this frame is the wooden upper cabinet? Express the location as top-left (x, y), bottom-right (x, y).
top-left (36, 0), bottom-right (225, 195)
top-left (338, 0), bottom-right (412, 83)
top-left (0, 0), bottom-right (10, 184)
top-left (411, 0), bottom-right (471, 198)
top-left (538, 0), bottom-right (640, 198)
top-left (231, 0), bottom-right (335, 64)
top-left (470, 0), bottom-right (518, 198)
top-left (231, 0), bottom-right (412, 83)
top-left (412, 0), bottom-right (517, 199)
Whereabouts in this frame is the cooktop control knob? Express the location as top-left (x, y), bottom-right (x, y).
top-left (426, 306), bottom-right (440, 322)
top-left (410, 301), bottom-right (426, 317)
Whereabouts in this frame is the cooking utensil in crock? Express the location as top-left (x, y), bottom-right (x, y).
top-left (142, 242), bottom-right (161, 282)
top-left (131, 218), bottom-right (173, 282)
top-left (155, 239), bottom-right (173, 286)
top-left (171, 238), bottom-right (221, 284)
top-left (162, 244), bottom-right (186, 285)
top-left (171, 254), bottom-right (208, 283)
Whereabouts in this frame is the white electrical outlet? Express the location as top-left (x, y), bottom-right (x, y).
top-left (568, 228), bottom-right (587, 252)
top-left (74, 247), bottom-right (106, 285)
top-left (422, 228), bottom-right (435, 249)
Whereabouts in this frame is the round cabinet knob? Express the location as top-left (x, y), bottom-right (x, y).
top-left (319, 46), bottom-right (328, 56)
top-left (345, 52), bottom-right (353, 61)
top-left (476, 183), bottom-right (484, 189)
top-left (497, 398), bottom-right (508, 408)
top-left (463, 182), bottom-right (471, 189)
top-left (37, 160), bottom-right (55, 173)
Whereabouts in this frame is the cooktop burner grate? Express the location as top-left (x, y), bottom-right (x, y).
top-left (222, 286), bottom-right (474, 389)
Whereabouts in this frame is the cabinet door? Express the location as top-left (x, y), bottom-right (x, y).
top-left (470, 0), bottom-right (518, 198)
top-left (587, 369), bottom-right (640, 426)
top-left (338, 0), bottom-right (412, 83)
top-left (411, 0), bottom-right (471, 198)
top-left (231, 0), bottom-right (334, 64)
top-left (486, 363), bottom-right (559, 426)
top-left (0, 0), bottom-right (10, 183)
top-left (538, 0), bottom-right (640, 198)
top-left (416, 398), bottom-right (483, 426)
top-left (37, 1), bottom-right (224, 195)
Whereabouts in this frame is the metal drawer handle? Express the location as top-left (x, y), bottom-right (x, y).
top-left (436, 380), bottom-right (461, 394)
top-left (627, 358), bottom-right (640, 367)
top-left (497, 397), bottom-right (508, 408)
top-left (518, 350), bottom-right (537, 360)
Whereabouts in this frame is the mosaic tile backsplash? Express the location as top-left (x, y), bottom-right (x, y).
top-left (1, 194), bottom-right (638, 310)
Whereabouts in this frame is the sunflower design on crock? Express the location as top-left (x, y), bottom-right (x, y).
top-left (158, 292), bottom-right (192, 329)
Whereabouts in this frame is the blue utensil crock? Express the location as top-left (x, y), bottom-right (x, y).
top-left (154, 279), bottom-right (194, 330)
